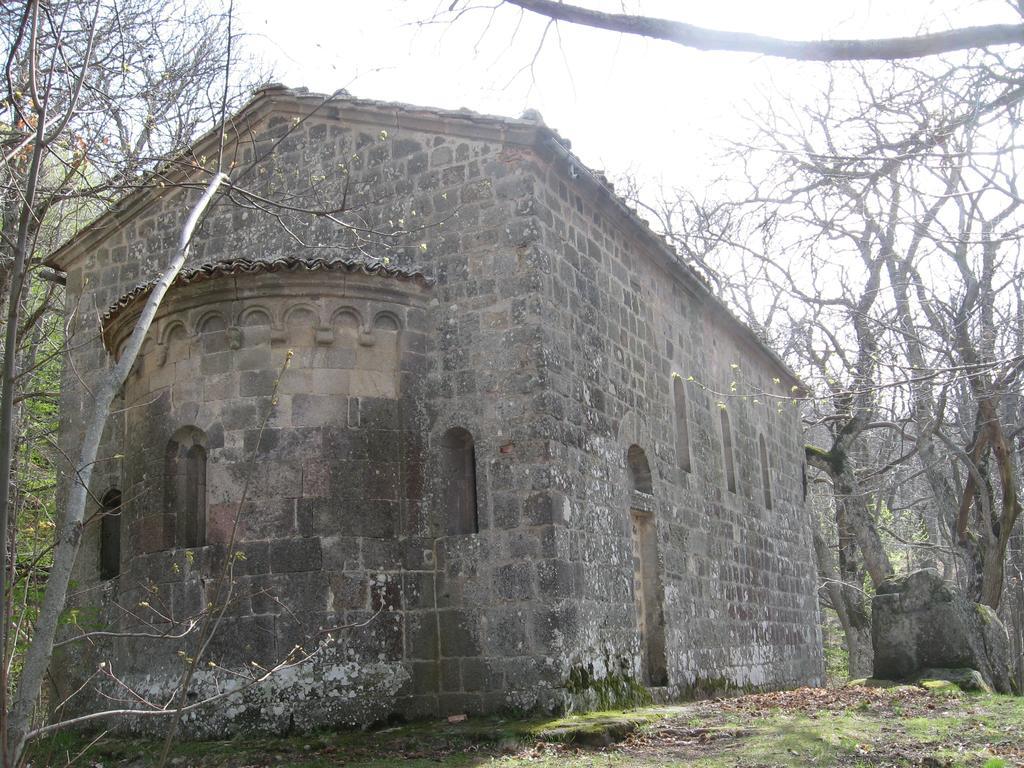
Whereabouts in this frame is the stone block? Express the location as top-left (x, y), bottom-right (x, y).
top-left (330, 572), bottom-right (368, 611)
top-left (361, 536), bottom-right (402, 569)
top-left (244, 426), bottom-right (322, 460)
top-left (270, 537), bottom-right (323, 573)
top-left (251, 462), bottom-right (303, 499)
top-left (310, 368), bottom-right (351, 395)
top-left (320, 534), bottom-right (361, 571)
top-left (494, 562), bottom-right (533, 602)
top-left (536, 559), bottom-right (576, 599)
top-left (301, 462), bottom-right (330, 498)
top-left (356, 398), bottom-right (400, 430)
top-left (365, 430), bottom-right (402, 464)
top-left (232, 345), bottom-right (271, 371)
top-left (407, 660), bottom-right (439, 695)
top-left (438, 609), bottom-right (481, 658)
top-left (200, 350), bottom-right (232, 376)
top-left (401, 568), bottom-right (435, 608)
top-left (277, 368), bottom-right (314, 395)
top-left (239, 369), bottom-right (279, 397)
top-left (292, 393), bottom-right (345, 427)
top-left (350, 370), bottom-right (397, 399)
top-left (204, 615), bottom-right (277, 668)
top-left (232, 540), bottom-right (270, 576)
top-left (461, 657), bottom-right (503, 693)
top-left (169, 579), bottom-right (206, 619)
top-left (440, 658), bottom-right (460, 691)
top-left (346, 610), bottom-right (404, 660)
top-left (484, 609), bottom-right (528, 656)
top-left (322, 429), bottom-right (369, 462)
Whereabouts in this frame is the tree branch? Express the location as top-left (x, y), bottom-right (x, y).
top-left (502, 0), bottom-right (1024, 61)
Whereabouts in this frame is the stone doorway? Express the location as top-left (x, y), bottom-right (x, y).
top-left (630, 507), bottom-right (667, 686)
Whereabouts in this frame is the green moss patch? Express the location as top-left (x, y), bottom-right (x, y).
top-left (27, 688), bottom-right (1024, 767)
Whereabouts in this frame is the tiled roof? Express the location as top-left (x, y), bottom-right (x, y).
top-left (100, 256), bottom-right (431, 328)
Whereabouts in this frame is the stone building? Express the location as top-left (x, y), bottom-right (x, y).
top-left (47, 85), bottom-right (823, 735)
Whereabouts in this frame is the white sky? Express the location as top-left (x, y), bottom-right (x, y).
top-left (235, 0), bottom-right (1015, 194)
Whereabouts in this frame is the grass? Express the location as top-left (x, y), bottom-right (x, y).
top-left (27, 686), bottom-right (1024, 767)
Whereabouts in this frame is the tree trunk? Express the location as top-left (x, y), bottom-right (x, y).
top-left (1005, 525), bottom-right (1024, 692)
top-left (846, 621), bottom-right (874, 679)
top-left (834, 465), bottom-right (894, 588)
top-left (813, 520), bottom-right (875, 679)
top-left (5, 173), bottom-right (226, 767)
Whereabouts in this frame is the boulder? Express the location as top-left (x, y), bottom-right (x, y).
top-left (871, 569), bottom-right (1012, 694)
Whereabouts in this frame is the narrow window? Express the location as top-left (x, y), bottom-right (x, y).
top-left (672, 376), bottom-right (691, 473)
top-left (183, 444), bottom-right (207, 546)
top-left (758, 434), bottom-right (773, 510)
top-left (441, 427), bottom-right (478, 535)
top-left (166, 427), bottom-right (208, 548)
top-left (99, 489), bottom-right (121, 580)
top-left (720, 408), bottom-right (737, 494)
top-left (627, 444), bottom-right (653, 495)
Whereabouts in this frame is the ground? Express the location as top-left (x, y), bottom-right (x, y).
top-left (32, 687), bottom-right (1024, 768)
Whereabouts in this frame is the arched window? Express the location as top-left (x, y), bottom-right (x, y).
top-left (441, 427), bottom-right (478, 535)
top-left (719, 408), bottom-right (737, 494)
top-left (99, 489), bottom-right (121, 580)
top-left (627, 444), bottom-right (653, 495)
top-left (166, 427), bottom-right (208, 548)
top-left (758, 434), bottom-right (773, 510)
top-left (672, 376), bottom-right (691, 473)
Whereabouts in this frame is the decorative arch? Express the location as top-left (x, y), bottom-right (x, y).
top-left (331, 306), bottom-right (363, 330)
top-left (238, 306), bottom-right (273, 327)
top-left (196, 310), bottom-right (227, 334)
top-left (373, 310), bottom-right (402, 331)
top-left (158, 319), bottom-right (188, 347)
top-left (99, 488), bottom-right (121, 580)
top-left (440, 427), bottom-right (478, 535)
top-left (158, 322), bottom-right (190, 366)
top-left (165, 426), bottom-right (208, 548)
top-left (720, 408), bottom-right (737, 494)
top-left (283, 304), bottom-right (319, 327)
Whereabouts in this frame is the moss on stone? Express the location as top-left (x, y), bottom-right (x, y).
top-left (678, 675), bottom-right (762, 700)
top-left (976, 603), bottom-right (997, 625)
top-left (915, 668), bottom-right (992, 694)
top-left (564, 663), bottom-right (652, 712)
top-left (919, 679), bottom-right (962, 695)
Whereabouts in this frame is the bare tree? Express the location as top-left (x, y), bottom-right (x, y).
top-left (0, 0), bottom-right (268, 762)
top-left (624, 51), bottom-right (1024, 675)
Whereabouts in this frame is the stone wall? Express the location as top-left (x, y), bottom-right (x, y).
top-left (53, 93), bottom-right (570, 733)
top-left (50, 88), bottom-right (822, 736)
top-left (514, 138), bottom-right (825, 694)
